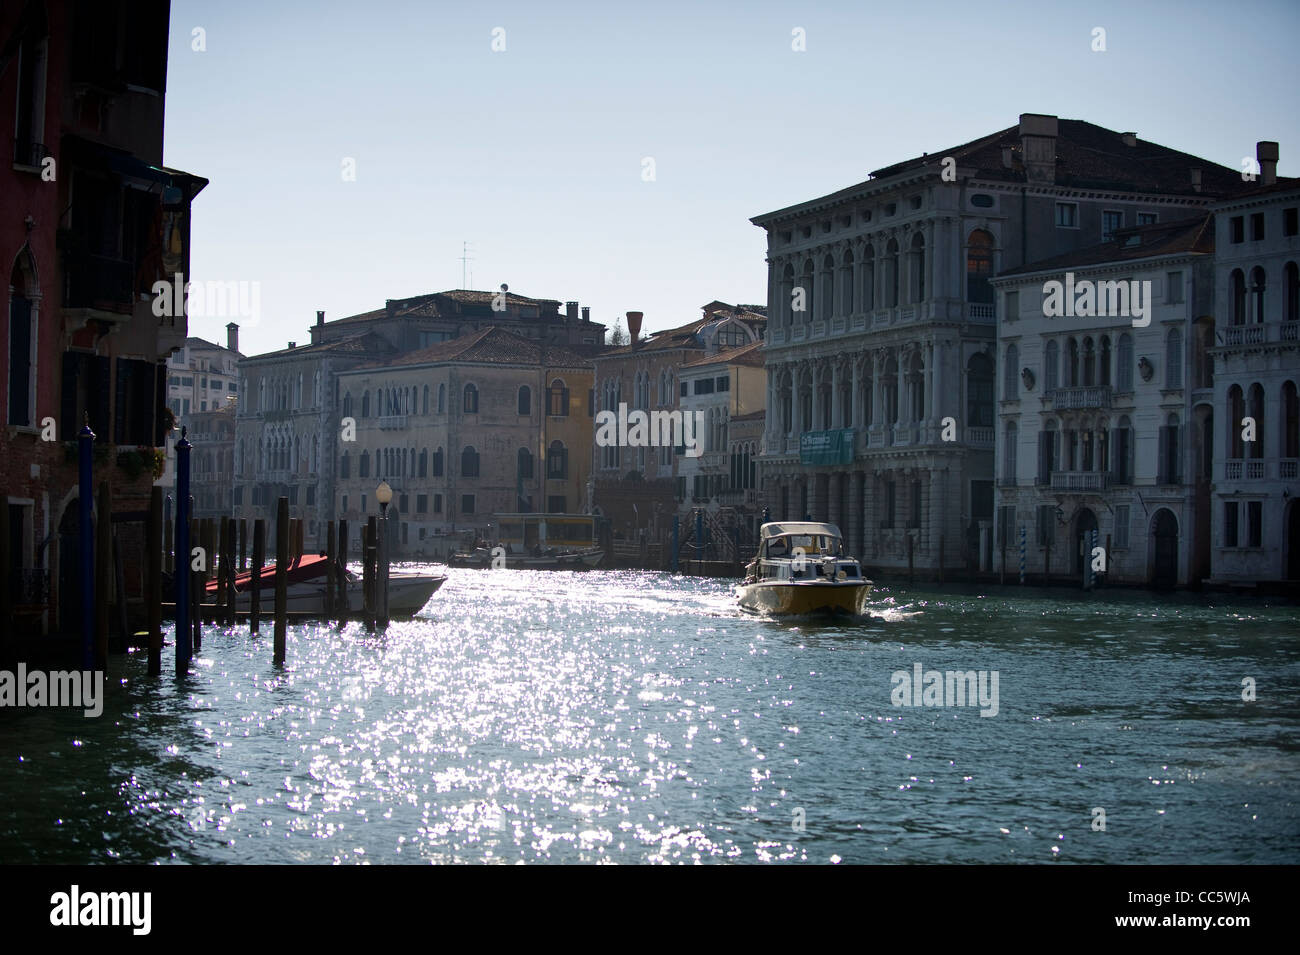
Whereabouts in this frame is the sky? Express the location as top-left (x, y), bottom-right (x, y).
top-left (162, 0), bottom-right (1300, 356)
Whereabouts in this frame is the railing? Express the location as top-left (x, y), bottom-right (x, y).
top-left (64, 253), bottom-right (134, 312)
top-left (1222, 325), bottom-right (1265, 346)
top-left (1048, 386), bottom-right (1112, 410)
top-left (1225, 459), bottom-right (1242, 480)
top-left (898, 307), bottom-right (916, 323)
top-left (378, 414), bottom-right (407, 430)
top-left (1282, 459), bottom-right (1299, 479)
top-left (9, 568), bottom-right (49, 605)
top-left (1050, 471), bottom-right (1111, 491)
top-left (965, 426), bottom-right (994, 448)
top-left (967, 303), bottom-right (996, 322)
top-left (1246, 460), bottom-right (1264, 480)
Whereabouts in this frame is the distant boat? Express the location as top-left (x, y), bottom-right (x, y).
top-left (736, 522), bottom-right (871, 616)
top-left (448, 546), bottom-right (604, 570)
top-left (451, 513), bottom-right (605, 570)
top-left (204, 555), bottom-right (447, 618)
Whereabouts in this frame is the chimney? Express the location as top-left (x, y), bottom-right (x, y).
top-left (1190, 168), bottom-right (1202, 193)
top-left (1121, 131), bottom-right (1137, 147)
top-left (288, 341), bottom-right (296, 349)
top-left (1257, 141), bottom-right (1279, 186)
top-left (581, 306), bottom-right (590, 322)
top-left (385, 299), bottom-right (396, 319)
top-left (226, 322), bottom-right (239, 354)
top-left (565, 301), bottom-right (579, 321)
top-left (1018, 113), bottom-right (1059, 185)
top-left (626, 310), bottom-right (643, 345)
top-left (1001, 145), bottom-right (1013, 169)
top-left (316, 310), bottom-right (325, 326)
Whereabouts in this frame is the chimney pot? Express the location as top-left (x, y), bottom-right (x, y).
top-left (565, 301), bottom-right (579, 321)
top-left (288, 341), bottom-right (296, 349)
top-left (626, 311), bottom-right (643, 345)
top-left (1122, 132), bottom-right (1137, 147)
top-left (1257, 141), bottom-right (1279, 186)
top-left (1018, 113), bottom-right (1059, 185)
top-left (316, 310), bottom-right (325, 326)
top-left (226, 322), bottom-right (239, 353)
top-left (581, 306), bottom-right (590, 322)
top-left (1190, 168), bottom-right (1202, 193)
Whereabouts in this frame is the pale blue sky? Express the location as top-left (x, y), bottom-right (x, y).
top-left (162, 0), bottom-right (1300, 355)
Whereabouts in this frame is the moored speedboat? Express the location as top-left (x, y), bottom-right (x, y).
top-left (205, 555), bottom-right (447, 618)
top-left (736, 522), bottom-right (871, 616)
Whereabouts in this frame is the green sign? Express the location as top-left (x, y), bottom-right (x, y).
top-left (799, 428), bottom-right (854, 466)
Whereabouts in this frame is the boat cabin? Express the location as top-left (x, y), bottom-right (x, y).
top-left (494, 513), bottom-right (596, 554)
top-left (748, 522), bottom-right (863, 582)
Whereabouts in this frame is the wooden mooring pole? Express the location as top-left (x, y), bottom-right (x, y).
top-left (336, 519), bottom-right (348, 625)
top-left (147, 487), bottom-right (162, 676)
top-left (95, 481), bottom-right (111, 671)
top-left (274, 497), bottom-right (288, 665)
top-left (364, 517), bottom-right (377, 632)
top-left (250, 519), bottom-right (265, 635)
top-left (325, 520), bottom-right (336, 619)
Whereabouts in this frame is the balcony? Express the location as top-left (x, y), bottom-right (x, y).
top-left (1225, 458), bottom-right (1268, 480)
top-left (1282, 459), bottom-right (1299, 480)
top-left (1218, 321), bottom-right (1300, 349)
top-left (378, 414), bottom-right (407, 430)
top-left (965, 426), bottom-right (994, 448)
top-left (63, 252), bottom-right (134, 313)
top-left (1047, 386), bottom-right (1113, 410)
top-left (1222, 325), bottom-right (1265, 346)
top-left (967, 303), bottom-right (996, 323)
top-left (1050, 471), bottom-right (1111, 492)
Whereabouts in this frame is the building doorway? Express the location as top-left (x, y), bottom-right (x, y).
top-left (1151, 509), bottom-right (1179, 589)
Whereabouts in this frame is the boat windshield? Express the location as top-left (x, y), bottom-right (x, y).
top-left (766, 534), bottom-right (842, 557)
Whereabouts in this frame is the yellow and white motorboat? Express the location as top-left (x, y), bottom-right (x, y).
top-left (736, 522), bottom-right (871, 616)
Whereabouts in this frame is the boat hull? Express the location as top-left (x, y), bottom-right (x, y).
top-left (736, 579), bottom-right (872, 616)
top-left (225, 574), bottom-right (446, 618)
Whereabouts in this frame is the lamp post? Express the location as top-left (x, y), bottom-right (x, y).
top-left (376, 481), bottom-right (392, 627)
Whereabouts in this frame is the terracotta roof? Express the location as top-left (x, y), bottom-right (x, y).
top-left (754, 117), bottom-right (1287, 224)
top-left (603, 303), bottom-right (767, 357)
top-left (1211, 178), bottom-right (1300, 207)
top-left (683, 340), bottom-right (765, 368)
top-left (240, 331), bottom-right (395, 362)
top-left (352, 326), bottom-right (591, 371)
top-left (997, 214), bottom-right (1214, 278)
top-left (325, 288), bottom-right (564, 327)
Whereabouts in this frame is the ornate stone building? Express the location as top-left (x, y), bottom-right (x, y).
top-left (752, 113), bottom-right (1249, 574)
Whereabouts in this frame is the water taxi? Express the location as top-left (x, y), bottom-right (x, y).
top-left (450, 513), bottom-right (604, 570)
top-left (736, 522), bottom-right (871, 616)
top-left (204, 555), bottom-right (447, 618)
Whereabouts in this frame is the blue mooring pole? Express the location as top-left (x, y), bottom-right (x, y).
top-left (175, 428), bottom-right (192, 671)
top-left (1019, 525), bottom-right (1026, 585)
top-left (78, 418), bottom-right (94, 671)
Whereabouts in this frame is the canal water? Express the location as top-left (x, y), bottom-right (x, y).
top-left (2, 569), bottom-right (1297, 864)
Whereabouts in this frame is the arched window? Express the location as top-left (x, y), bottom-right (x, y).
top-left (1159, 413), bottom-right (1181, 484)
top-left (1003, 344), bottom-right (1019, 400)
top-left (1166, 328), bottom-right (1183, 389)
top-left (463, 383), bottom-right (478, 413)
top-left (549, 378), bottom-right (569, 416)
top-left (1283, 380), bottom-right (1299, 459)
top-left (418, 448), bottom-right (427, 477)
top-left (884, 239), bottom-right (900, 308)
top-left (966, 230), bottom-right (994, 304)
top-left (861, 244), bottom-right (875, 313)
top-left (1117, 333), bottom-right (1134, 392)
top-left (1067, 337), bottom-right (1080, 387)
top-left (966, 352), bottom-right (994, 427)
top-left (780, 263), bottom-right (795, 327)
top-left (361, 391), bottom-right (370, 418)
top-left (1113, 416), bottom-right (1133, 484)
top-left (1250, 267), bottom-right (1267, 323)
top-left (423, 385), bottom-right (429, 415)
top-left (461, 446), bottom-right (479, 477)
top-left (343, 391), bottom-right (352, 418)
top-left (432, 446), bottom-right (444, 477)
top-left (1227, 386), bottom-right (1245, 459)
top-left (518, 385), bottom-right (531, 416)
top-left (1247, 384), bottom-right (1265, 459)
top-left (1287, 262), bottom-right (1300, 323)
top-left (1083, 337), bottom-right (1096, 386)
top-left (517, 447), bottom-right (533, 479)
top-left (547, 440), bottom-right (568, 479)
top-left (840, 249), bottom-right (855, 314)
top-left (1231, 269), bottom-right (1246, 325)
top-left (437, 383), bottom-right (446, 413)
top-left (1003, 420), bottom-right (1017, 483)
top-left (1044, 340), bottom-right (1059, 392)
top-left (1099, 335), bottom-right (1112, 387)
top-left (360, 450), bottom-right (370, 478)
top-left (909, 232), bottom-right (926, 303)
top-left (800, 260), bottom-right (815, 322)
top-left (821, 254), bottom-right (835, 320)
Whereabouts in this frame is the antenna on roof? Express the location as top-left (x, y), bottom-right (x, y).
top-left (460, 241), bottom-right (475, 289)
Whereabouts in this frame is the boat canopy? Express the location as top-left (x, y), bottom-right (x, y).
top-left (759, 522), bottom-right (843, 540)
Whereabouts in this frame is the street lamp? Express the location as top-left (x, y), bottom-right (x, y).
top-left (376, 482), bottom-right (392, 626)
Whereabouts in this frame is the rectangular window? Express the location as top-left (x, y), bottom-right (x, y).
top-left (997, 505), bottom-right (1016, 549)
top-left (909, 480), bottom-right (922, 529)
top-left (1285, 207), bottom-right (1298, 237)
top-left (1230, 216), bottom-right (1244, 243)
top-left (399, 493), bottom-right (409, 514)
top-left (306, 486), bottom-right (316, 506)
top-left (1224, 502), bottom-right (1238, 547)
top-left (1166, 271), bottom-right (1184, 305)
top-left (417, 494), bottom-right (427, 513)
top-left (341, 494), bottom-right (348, 514)
top-left (361, 493), bottom-right (367, 513)
top-left (680, 381), bottom-right (687, 397)
top-left (694, 379), bottom-right (714, 395)
top-left (1102, 210), bottom-right (1123, 242)
top-left (1247, 501), bottom-right (1262, 547)
top-left (1114, 505), bottom-right (1130, 549)
top-left (1137, 213), bottom-right (1157, 226)
top-left (1055, 203), bottom-right (1078, 228)
top-left (434, 493), bottom-right (443, 513)
top-left (588, 388), bottom-right (595, 416)
top-left (547, 495), bottom-right (566, 513)
top-left (1250, 212), bottom-right (1265, 241)
top-left (461, 494), bottom-right (475, 515)
top-left (201, 377), bottom-right (207, 389)
top-left (675, 476), bottom-right (686, 500)
top-left (716, 375), bottom-right (730, 392)
top-left (1037, 504), bottom-right (1056, 546)
top-left (1005, 290), bottom-right (1019, 322)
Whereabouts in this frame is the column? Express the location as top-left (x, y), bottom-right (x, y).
top-left (895, 350), bottom-right (905, 427)
top-left (872, 352), bottom-right (884, 430)
top-left (829, 473), bottom-right (843, 531)
top-left (923, 341), bottom-right (934, 439)
top-left (931, 340), bottom-right (944, 426)
top-left (811, 360), bottom-right (824, 431)
top-left (831, 362), bottom-right (843, 429)
top-left (850, 358), bottom-right (862, 433)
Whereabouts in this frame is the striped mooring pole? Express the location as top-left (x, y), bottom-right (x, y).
top-left (1019, 525), bottom-right (1026, 586)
